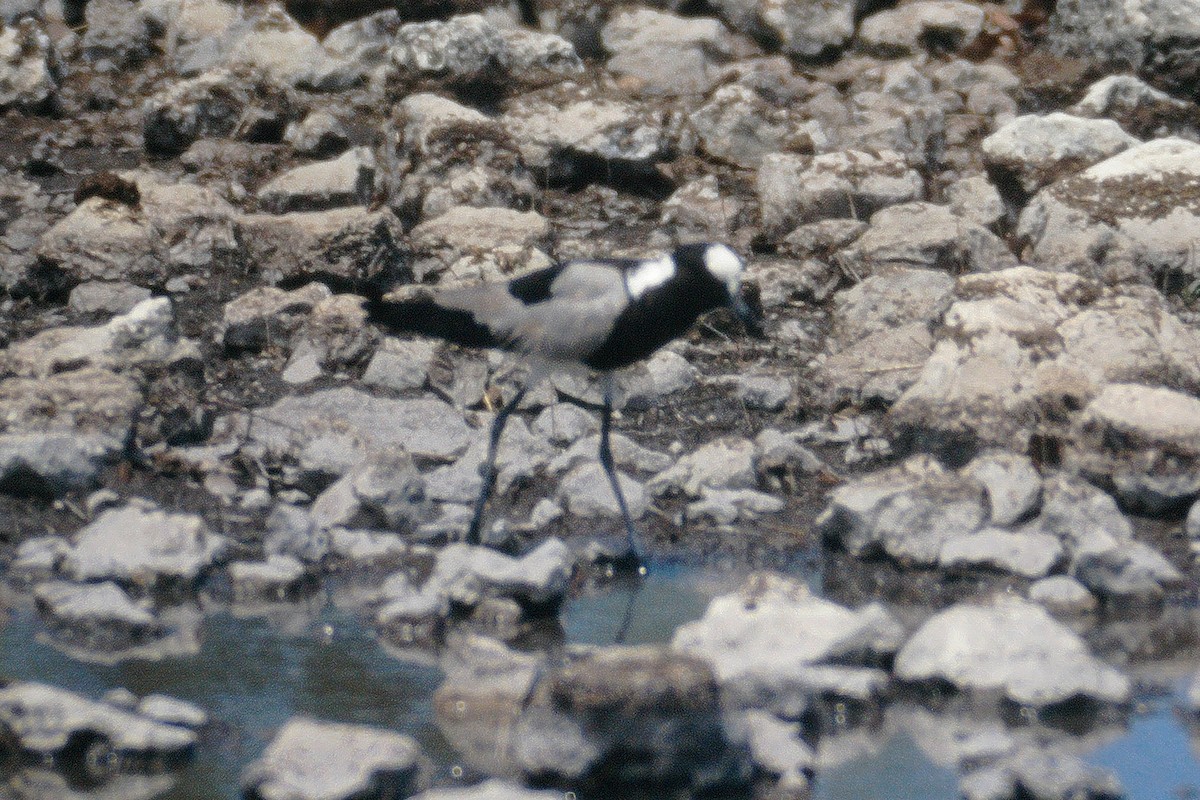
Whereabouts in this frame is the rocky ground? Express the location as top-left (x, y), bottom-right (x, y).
top-left (1, 0), bottom-right (1200, 798)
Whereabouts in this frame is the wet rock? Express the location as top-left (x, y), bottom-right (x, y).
top-left (945, 174), bottom-right (1005, 229)
top-left (218, 283), bottom-right (331, 353)
top-left (0, 681), bottom-right (197, 760)
top-left (142, 67), bottom-right (293, 156)
top-left (674, 573), bottom-right (903, 714)
top-left (839, 202), bottom-right (1017, 277)
top-left (817, 456), bottom-right (987, 566)
top-left (1018, 137), bottom-right (1200, 283)
top-left (829, 267), bottom-right (955, 348)
top-left (241, 716), bottom-right (426, 800)
top-left (375, 575), bottom-right (445, 647)
top-left (257, 146), bottom-right (375, 213)
top-left (229, 555), bottom-right (308, 602)
top-left (601, 8), bottom-right (731, 97)
top-left (2, 297), bottom-right (199, 378)
top-left (385, 92), bottom-right (532, 221)
top-left (962, 451), bottom-right (1042, 527)
top-left (285, 109), bottom-right (350, 157)
top-left (557, 461), bottom-right (648, 522)
top-left (726, 710), bottom-right (813, 793)
top-left (737, 375), bottom-right (791, 412)
top-left (513, 645), bottom-right (750, 791)
top-left (1027, 575), bottom-right (1098, 616)
top-left (961, 745), bottom-right (1124, 800)
top-left (0, 18), bottom-right (57, 111)
top-left (264, 504), bottom-right (328, 563)
top-left (410, 204), bottom-right (550, 284)
top-left (686, 487), bottom-right (785, 526)
top-left (240, 205), bottom-right (407, 285)
top-left (1047, 0), bottom-right (1200, 98)
top-left (34, 580), bottom-right (164, 651)
top-left (310, 451), bottom-right (430, 532)
top-left (982, 112), bottom-right (1139, 195)
top-left (0, 367), bottom-right (142, 495)
top-left (859, 1), bottom-right (986, 56)
top-left (423, 539), bottom-right (575, 610)
top-left (757, 149), bottom-right (923, 236)
top-left (68, 281), bottom-right (154, 316)
top-left (711, 0), bottom-right (854, 58)
top-left (62, 503), bottom-right (228, 587)
top-left (938, 527), bottom-right (1064, 578)
top-left (1070, 383), bottom-right (1200, 513)
top-left (410, 780), bottom-right (563, 800)
top-left (894, 596), bottom-right (1131, 708)
top-left (649, 436), bottom-right (757, 498)
top-left (137, 694), bottom-right (207, 729)
top-left (82, 0), bottom-right (152, 66)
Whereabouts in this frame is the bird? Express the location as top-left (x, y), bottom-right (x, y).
top-left (362, 242), bottom-right (765, 566)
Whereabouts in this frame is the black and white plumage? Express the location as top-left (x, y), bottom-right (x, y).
top-left (365, 242), bottom-right (764, 563)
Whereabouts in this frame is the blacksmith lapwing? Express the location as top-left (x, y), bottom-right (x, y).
top-left (364, 242), bottom-right (765, 564)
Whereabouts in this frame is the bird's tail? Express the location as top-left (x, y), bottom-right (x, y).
top-left (364, 296), bottom-right (499, 349)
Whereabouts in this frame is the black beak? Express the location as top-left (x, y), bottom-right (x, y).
top-left (730, 283), bottom-right (766, 339)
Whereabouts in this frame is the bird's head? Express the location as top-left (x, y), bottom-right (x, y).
top-left (678, 243), bottom-right (766, 339)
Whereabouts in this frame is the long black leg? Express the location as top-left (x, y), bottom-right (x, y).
top-left (598, 380), bottom-right (643, 568)
top-left (467, 385), bottom-right (528, 546)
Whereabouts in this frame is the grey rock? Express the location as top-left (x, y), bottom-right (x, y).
top-left (310, 451), bottom-right (430, 532)
top-left (218, 283), bottom-right (330, 352)
top-left (375, 577), bottom-right (445, 647)
top-left (282, 293), bottom-right (374, 383)
top-left (423, 539), bottom-right (575, 610)
top-left (757, 150), bottom-right (923, 236)
top-left (557, 462), bottom-right (648, 521)
top-left (362, 337), bottom-right (436, 391)
top-left (674, 573), bottom-right (903, 715)
top-left (68, 281), bottom-right (154, 316)
top-left (10, 536), bottom-right (69, 583)
top-left (240, 205), bottom-right (407, 285)
top-left (737, 375), bottom-right (791, 412)
top-left (1036, 474), bottom-right (1135, 562)
top-left (601, 8), bottom-right (731, 97)
top-left (2, 297), bottom-right (198, 378)
top-left (390, 13), bottom-right (508, 86)
top-left (963, 451), bottom-right (1042, 527)
top-left (817, 321), bottom-right (934, 406)
top-left (531, 403), bottom-right (598, 445)
top-left (1188, 671), bottom-right (1200, 713)
top-left (0, 367), bottom-right (142, 494)
top-left (1047, 0), bottom-right (1200, 95)
top-left (229, 555), bottom-right (308, 602)
top-left (1073, 540), bottom-right (1184, 605)
top-left (62, 504), bottom-right (228, 587)
top-left (945, 174), bottom-right (1005, 229)
top-left (840, 201), bottom-right (1017, 277)
top-left (661, 175), bottom-right (745, 240)
top-left (711, 0), bottom-right (854, 58)
top-left (0, 681), bottom-right (197, 757)
top-left (859, 1), bottom-right (985, 55)
top-left (499, 27), bottom-right (583, 85)
top-left (961, 745), bottom-right (1123, 800)
top-left (248, 387), bottom-right (471, 477)
top-left (982, 112), bottom-right (1139, 194)
top-left (1071, 383), bottom-right (1200, 513)
top-left (939, 527), bottom-right (1064, 578)
top-left (257, 146), bottom-right (375, 213)
top-left (140, 0), bottom-right (240, 75)
top-left (616, 350), bottom-right (697, 409)
top-left (1027, 575), bottom-right (1098, 616)
top-left (328, 528), bottom-right (411, 566)
top-left (409, 204), bottom-right (550, 284)
top-left (504, 95), bottom-right (671, 173)
top-left (691, 83), bottom-right (813, 170)
top-left (285, 110), bottom-right (350, 157)
top-left (221, 3), bottom-right (353, 90)
top-left (265, 504), bottom-right (328, 563)
top-left (830, 267), bottom-right (955, 348)
top-left (0, 18), bottom-right (57, 111)
top-left (649, 436), bottom-right (757, 498)
top-left (385, 92), bottom-right (532, 221)
top-left (894, 597), bottom-right (1131, 707)
top-left (409, 780), bottom-right (563, 800)
top-left (241, 716), bottom-right (426, 800)
top-left (687, 487), bottom-right (785, 526)
top-left (1018, 137), bottom-right (1200, 282)
top-left (0, 171), bottom-right (51, 294)
top-left (754, 429), bottom-right (825, 477)
top-left (82, 0), bottom-right (152, 66)
top-left (1187, 498), bottom-right (1200, 541)
top-left (726, 710), bottom-right (813, 793)
top-left (137, 694), bottom-right (208, 728)
top-left (547, 432), bottom-right (673, 477)
top-left (142, 67), bottom-right (292, 155)
top-left (34, 580), bottom-right (163, 651)
top-left (426, 417), bottom-right (552, 504)
top-left (514, 645), bottom-right (749, 791)
top-left (320, 9), bottom-right (399, 70)
top-left (1069, 74), bottom-right (1199, 139)
top-left (817, 456), bottom-right (987, 566)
